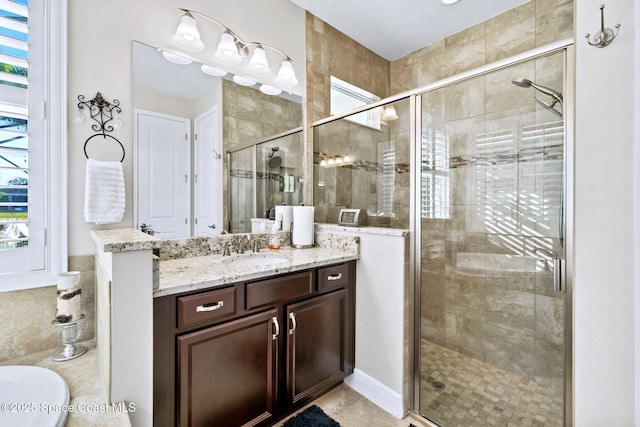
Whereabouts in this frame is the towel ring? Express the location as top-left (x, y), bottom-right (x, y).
top-left (84, 134), bottom-right (125, 163)
top-left (77, 92), bottom-right (125, 162)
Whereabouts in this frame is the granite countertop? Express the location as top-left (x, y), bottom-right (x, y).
top-left (0, 341), bottom-right (131, 427)
top-left (90, 229), bottom-right (160, 253)
top-left (156, 246), bottom-right (359, 297)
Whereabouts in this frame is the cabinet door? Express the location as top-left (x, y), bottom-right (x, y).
top-left (286, 289), bottom-right (348, 405)
top-left (177, 309), bottom-right (279, 427)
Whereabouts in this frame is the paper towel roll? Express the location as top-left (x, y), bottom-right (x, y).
top-left (56, 271), bottom-right (82, 323)
top-left (275, 205), bottom-right (293, 232)
top-left (292, 206), bottom-right (314, 248)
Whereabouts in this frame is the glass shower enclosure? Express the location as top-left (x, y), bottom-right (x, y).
top-left (228, 128), bottom-right (304, 233)
top-left (312, 46), bottom-right (572, 426)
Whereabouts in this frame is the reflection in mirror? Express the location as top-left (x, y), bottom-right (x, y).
top-left (132, 41), bottom-right (303, 238)
top-left (229, 128), bottom-right (303, 233)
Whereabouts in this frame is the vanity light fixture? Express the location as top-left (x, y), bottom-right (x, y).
top-left (260, 84), bottom-right (282, 96)
top-left (170, 8), bottom-right (299, 89)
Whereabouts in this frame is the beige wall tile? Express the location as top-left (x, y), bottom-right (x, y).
top-left (486, 2), bottom-right (536, 63)
top-left (445, 22), bottom-right (486, 76)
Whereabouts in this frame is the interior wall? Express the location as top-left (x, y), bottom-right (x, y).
top-left (574, 0), bottom-right (636, 425)
top-left (68, 0), bottom-right (306, 256)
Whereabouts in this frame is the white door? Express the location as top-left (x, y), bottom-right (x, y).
top-left (193, 106), bottom-right (223, 236)
top-left (135, 109), bottom-right (190, 238)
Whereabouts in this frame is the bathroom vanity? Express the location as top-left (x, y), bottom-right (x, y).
top-left (91, 229), bottom-right (359, 427)
top-left (153, 261), bottom-right (356, 427)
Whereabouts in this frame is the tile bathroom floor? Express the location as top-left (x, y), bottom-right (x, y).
top-left (420, 340), bottom-right (563, 427)
top-left (278, 383), bottom-right (430, 427)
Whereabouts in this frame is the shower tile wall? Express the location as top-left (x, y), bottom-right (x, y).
top-left (421, 50), bottom-right (565, 392)
top-left (390, 0), bottom-right (573, 93)
top-left (223, 80), bottom-right (302, 231)
top-left (305, 12), bottom-right (390, 204)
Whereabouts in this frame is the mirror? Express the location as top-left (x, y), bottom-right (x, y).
top-left (132, 41), bottom-right (304, 237)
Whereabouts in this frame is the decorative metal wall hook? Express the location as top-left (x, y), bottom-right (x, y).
top-left (77, 92), bottom-right (125, 162)
top-left (585, 4), bottom-right (621, 48)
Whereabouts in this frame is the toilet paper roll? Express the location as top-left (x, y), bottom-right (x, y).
top-left (292, 206), bottom-right (314, 248)
top-left (275, 205), bottom-right (293, 232)
top-left (56, 271), bottom-right (82, 323)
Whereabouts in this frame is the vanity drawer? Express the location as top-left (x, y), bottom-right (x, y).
top-left (177, 287), bottom-right (237, 329)
top-left (317, 263), bottom-right (350, 291)
top-left (246, 271), bottom-right (313, 310)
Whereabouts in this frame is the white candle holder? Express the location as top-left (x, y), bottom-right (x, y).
top-left (51, 314), bottom-right (87, 362)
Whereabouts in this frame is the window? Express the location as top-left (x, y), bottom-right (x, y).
top-left (330, 76), bottom-right (381, 129)
top-left (0, 0), bottom-right (67, 290)
top-left (421, 128), bottom-right (450, 219)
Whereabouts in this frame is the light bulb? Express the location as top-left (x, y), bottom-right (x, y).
top-left (320, 159), bottom-right (327, 167)
top-left (171, 13), bottom-right (204, 52)
top-left (249, 46), bottom-right (271, 75)
top-left (327, 158), bottom-right (335, 166)
top-left (335, 156), bottom-right (343, 165)
top-left (215, 33), bottom-right (242, 65)
top-left (275, 59), bottom-right (298, 88)
top-left (344, 155), bottom-right (351, 163)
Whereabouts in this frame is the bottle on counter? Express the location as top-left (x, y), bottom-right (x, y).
top-left (268, 223), bottom-right (280, 250)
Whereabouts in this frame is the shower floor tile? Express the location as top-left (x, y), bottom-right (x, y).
top-left (420, 340), bottom-right (563, 427)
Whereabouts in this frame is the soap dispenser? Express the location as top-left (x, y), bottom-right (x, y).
top-left (268, 223), bottom-right (280, 250)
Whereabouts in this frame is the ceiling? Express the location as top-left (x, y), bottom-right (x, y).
top-left (288, 0), bottom-right (528, 60)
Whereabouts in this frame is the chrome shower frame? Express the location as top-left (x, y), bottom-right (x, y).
top-left (309, 38), bottom-right (575, 426)
top-left (408, 40), bottom-right (575, 427)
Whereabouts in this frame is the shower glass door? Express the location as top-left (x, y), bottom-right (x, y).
top-left (418, 50), bottom-right (567, 426)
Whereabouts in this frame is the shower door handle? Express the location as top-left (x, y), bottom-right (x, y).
top-left (553, 258), bottom-right (565, 293)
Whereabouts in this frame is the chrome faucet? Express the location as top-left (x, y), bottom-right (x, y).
top-left (235, 234), bottom-right (251, 254)
top-left (221, 242), bottom-right (232, 256)
top-left (252, 238), bottom-right (268, 253)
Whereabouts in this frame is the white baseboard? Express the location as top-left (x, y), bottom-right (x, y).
top-left (343, 369), bottom-right (404, 419)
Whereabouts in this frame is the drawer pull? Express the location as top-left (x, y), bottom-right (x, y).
top-left (196, 301), bottom-right (224, 312)
top-left (327, 273), bottom-right (343, 281)
top-left (272, 317), bottom-right (280, 340)
top-left (289, 312), bottom-right (297, 335)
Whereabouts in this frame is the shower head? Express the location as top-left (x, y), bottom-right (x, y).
top-left (267, 146), bottom-right (282, 168)
top-left (267, 146), bottom-right (280, 159)
top-left (511, 77), bottom-right (563, 105)
top-left (535, 97), bottom-right (563, 118)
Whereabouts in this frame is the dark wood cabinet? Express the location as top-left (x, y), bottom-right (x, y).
top-left (286, 289), bottom-right (348, 405)
top-left (153, 261), bottom-right (355, 427)
top-left (177, 309), bottom-right (278, 427)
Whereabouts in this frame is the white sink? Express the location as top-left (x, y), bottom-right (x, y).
top-left (0, 365), bottom-right (69, 427)
top-left (222, 253), bottom-right (289, 267)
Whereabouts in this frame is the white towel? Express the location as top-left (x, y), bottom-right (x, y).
top-left (84, 158), bottom-right (125, 224)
